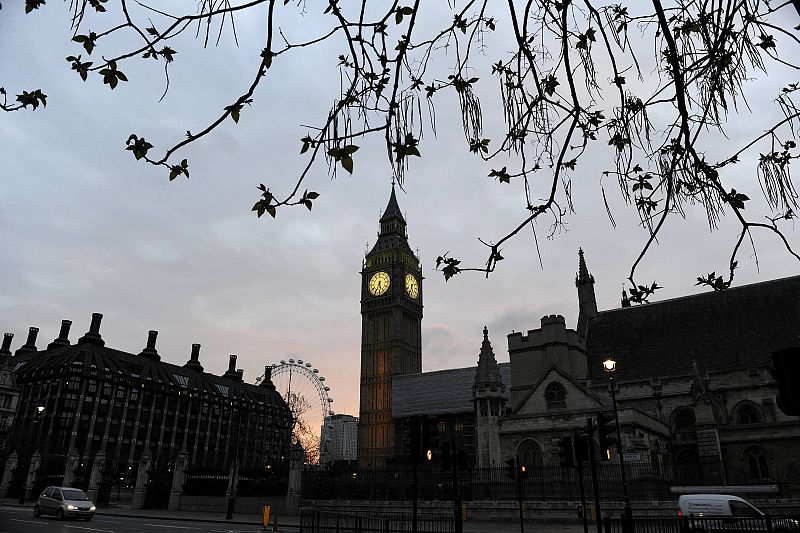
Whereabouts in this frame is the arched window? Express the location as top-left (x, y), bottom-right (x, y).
top-left (517, 439), bottom-right (544, 471)
top-left (671, 406), bottom-right (696, 431)
top-left (735, 402), bottom-right (763, 425)
top-left (743, 446), bottom-right (770, 480)
top-left (545, 382), bottom-right (567, 410)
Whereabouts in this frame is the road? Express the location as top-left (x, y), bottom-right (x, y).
top-left (0, 507), bottom-right (296, 533)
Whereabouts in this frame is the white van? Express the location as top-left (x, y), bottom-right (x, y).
top-left (678, 494), bottom-right (762, 517)
top-left (677, 494), bottom-right (798, 532)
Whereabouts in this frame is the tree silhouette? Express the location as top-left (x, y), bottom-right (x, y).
top-left (285, 391), bottom-right (320, 464)
top-left (5, 1), bottom-right (800, 297)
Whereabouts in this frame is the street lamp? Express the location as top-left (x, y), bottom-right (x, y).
top-left (19, 405), bottom-right (46, 505)
top-left (603, 358), bottom-right (632, 519)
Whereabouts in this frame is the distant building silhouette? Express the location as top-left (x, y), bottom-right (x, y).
top-left (320, 414), bottom-right (358, 465)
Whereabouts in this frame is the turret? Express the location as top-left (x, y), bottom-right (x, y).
top-left (473, 327), bottom-right (506, 467)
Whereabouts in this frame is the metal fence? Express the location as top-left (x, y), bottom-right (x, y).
top-left (605, 515), bottom-right (800, 533)
top-left (302, 460), bottom-right (781, 502)
top-left (300, 510), bottom-right (455, 533)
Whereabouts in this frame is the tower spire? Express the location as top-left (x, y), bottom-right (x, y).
top-left (576, 248), bottom-right (598, 337)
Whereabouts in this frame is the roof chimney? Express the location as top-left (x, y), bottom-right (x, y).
top-left (78, 313), bottom-right (105, 346)
top-left (223, 354), bottom-right (239, 380)
top-left (183, 343), bottom-right (204, 372)
top-left (259, 365), bottom-right (276, 390)
top-left (0, 333), bottom-right (13, 363)
top-left (138, 330), bottom-right (160, 361)
top-left (236, 369), bottom-right (244, 382)
top-left (15, 327), bottom-right (39, 355)
top-left (48, 320), bottom-right (72, 349)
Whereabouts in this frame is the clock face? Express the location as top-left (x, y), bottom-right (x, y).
top-left (405, 274), bottom-right (419, 299)
top-left (368, 271), bottom-right (390, 296)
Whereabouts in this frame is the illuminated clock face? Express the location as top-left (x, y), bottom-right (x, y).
top-left (368, 271), bottom-right (390, 296)
top-left (405, 274), bottom-right (419, 299)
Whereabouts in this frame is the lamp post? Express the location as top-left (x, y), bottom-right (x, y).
top-left (603, 359), bottom-right (631, 519)
top-left (18, 406), bottom-right (45, 505)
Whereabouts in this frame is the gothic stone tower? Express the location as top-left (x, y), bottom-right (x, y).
top-left (358, 187), bottom-right (423, 469)
top-left (473, 327), bottom-right (506, 467)
top-left (576, 248), bottom-right (598, 338)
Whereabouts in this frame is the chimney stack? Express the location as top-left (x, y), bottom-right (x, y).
top-left (15, 327), bottom-right (39, 355)
top-left (183, 343), bottom-right (204, 372)
top-left (78, 313), bottom-right (105, 346)
top-left (138, 330), bottom-right (160, 361)
top-left (0, 333), bottom-right (13, 363)
top-left (48, 320), bottom-right (73, 348)
top-left (259, 365), bottom-right (276, 391)
top-left (223, 354), bottom-right (239, 380)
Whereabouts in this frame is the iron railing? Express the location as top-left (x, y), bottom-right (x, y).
top-left (300, 510), bottom-right (455, 533)
top-left (605, 515), bottom-right (800, 533)
top-left (302, 460), bottom-right (782, 502)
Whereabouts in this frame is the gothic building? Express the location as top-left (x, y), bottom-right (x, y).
top-left (358, 186), bottom-right (423, 469)
top-left (1, 313), bottom-right (293, 501)
top-left (388, 250), bottom-right (800, 493)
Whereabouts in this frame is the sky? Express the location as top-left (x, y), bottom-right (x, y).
top-left (2, 2), bottom-right (799, 437)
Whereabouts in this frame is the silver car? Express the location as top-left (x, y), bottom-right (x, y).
top-left (33, 486), bottom-right (96, 520)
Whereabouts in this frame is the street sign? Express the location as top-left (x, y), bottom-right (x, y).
top-left (622, 452), bottom-right (640, 462)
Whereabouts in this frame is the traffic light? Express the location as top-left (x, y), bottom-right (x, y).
top-left (597, 412), bottom-right (617, 461)
top-left (574, 434), bottom-right (590, 462)
top-left (519, 463), bottom-right (529, 480)
top-left (504, 458), bottom-right (517, 480)
top-left (557, 436), bottom-right (574, 467)
top-left (420, 415), bottom-right (440, 462)
top-left (772, 348), bottom-right (800, 416)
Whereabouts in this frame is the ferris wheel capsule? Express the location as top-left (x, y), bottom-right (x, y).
top-left (280, 360), bottom-right (286, 365)
top-left (297, 359), bottom-right (304, 364)
top-left (289, 358), bottom-right (295, 363)
top-left (305, 363), bottom-right (312, 368)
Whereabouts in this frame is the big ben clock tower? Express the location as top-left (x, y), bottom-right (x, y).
top-left (358, 186), bottom-right (423, 469)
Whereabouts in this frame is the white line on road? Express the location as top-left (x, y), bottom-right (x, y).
top-left (9, 518), bottom-right (42, 524)
top-left (142, 525), bottom-right (195, 529)
top-left (64, 525), bottom-right (115, 532)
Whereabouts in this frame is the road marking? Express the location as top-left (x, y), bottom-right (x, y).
top-left (9, 518), bottom-right (42, 524)
top-left (63, 525), bottom-right (115, 532)
top-left (142, 525), bottom-right (195, 529)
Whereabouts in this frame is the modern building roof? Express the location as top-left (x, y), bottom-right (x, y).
top-left (586, 275), bottom-right (800, 383)
top-left (393, 363), bottom-right (511, 417)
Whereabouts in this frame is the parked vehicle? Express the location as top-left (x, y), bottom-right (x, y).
top-left (678, 494), bottom-right (798, 532)
top-left (33, 486), bottom-right (96, 520)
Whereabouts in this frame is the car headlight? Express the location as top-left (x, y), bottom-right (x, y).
top-left (90, 506), bottom-right (96, 511)
top-left (67, 505), bottom-right (77, 510)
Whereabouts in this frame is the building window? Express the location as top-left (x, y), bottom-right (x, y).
top-left (671, 406), bottom-right (696, 431)
top-left (743, 446), bottom-right (770, 480)
top-left (545, 382), bottom-right (567, 410)
top-left (735, 402), bottom-right (762, 425)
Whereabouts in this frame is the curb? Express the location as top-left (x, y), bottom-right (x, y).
top-left (97, 511), bottom-right (261, 526)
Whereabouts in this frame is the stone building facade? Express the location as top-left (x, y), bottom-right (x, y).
top-left (1, 313), bottom-right (293, 506)
top-left (0, 333), bottom-right (20, 455)
top-left (389, 251), bottom-right (800, 494)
